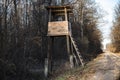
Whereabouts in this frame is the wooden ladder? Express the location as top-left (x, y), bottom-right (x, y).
top-left (69, 33), bottom-right (84, 66)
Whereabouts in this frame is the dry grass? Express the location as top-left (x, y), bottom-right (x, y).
top-left (52, 52), bottom-right (120, 80)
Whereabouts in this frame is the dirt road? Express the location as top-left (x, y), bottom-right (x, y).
top-left (81, 51), bottom-right (120, 80)
top-left (54, 51), bottom-right (120, 80)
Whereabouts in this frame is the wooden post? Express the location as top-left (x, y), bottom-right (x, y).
top-left (64, 7), bottom-right (68, 21)
top-left (48, 37), bottom-right (52, 75)
top-left (65, 7), bottom-right (69, 61)
top-left (45, 37), bottom-right (52, 77)
top-left (44, 9), bottom-right (53, 78)
top-left (66, 36), bottom-right (70, 54)
top-left (49, 9), bottom-right (51, 22)
top-left (70, 55), bottom-right (74, 68)
top-left (44, 8), bottom-right (53, 77)
top-left (44, 58), bottom-right (48, 77)
top-left (50, 37), bottom-right (54, 72)
top-left (65, 7), bottom-right (74, 68)
top-left (66, 36), bottom-right (74, 68)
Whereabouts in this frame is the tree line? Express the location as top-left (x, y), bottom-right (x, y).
top-left (107, 1), bottom-right (120, 53)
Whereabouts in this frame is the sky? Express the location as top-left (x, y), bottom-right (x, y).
top-left (95, 0), bottom-right (119, 49)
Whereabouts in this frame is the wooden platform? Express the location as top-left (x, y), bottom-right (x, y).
top-left (47, 21), bottom-right (69, 36)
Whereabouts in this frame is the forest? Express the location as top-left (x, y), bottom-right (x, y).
top-left (0, 0), bottom-right (120, 80)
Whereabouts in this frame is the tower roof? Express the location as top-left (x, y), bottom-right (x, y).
top-left (46, 5), bottom-right (73, 16)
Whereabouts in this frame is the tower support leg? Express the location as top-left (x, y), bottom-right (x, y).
top-left (44, 58), bottom-right (49, 78)
top-left (66, 35), bottom-right (74, 68)
top-left (44, 37), bottom-right (54, 77)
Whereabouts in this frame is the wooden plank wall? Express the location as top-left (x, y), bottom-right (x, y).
top-left (48, 21), bottom-right (69, 36)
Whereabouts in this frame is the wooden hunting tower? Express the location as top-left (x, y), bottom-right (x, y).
top-left (44, 5), bottom-right (84, 78)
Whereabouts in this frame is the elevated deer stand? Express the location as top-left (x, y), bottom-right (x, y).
top-left (44, 5), bottom-right (85, 78)
top-left (44, 6), bottom-right (74, 77)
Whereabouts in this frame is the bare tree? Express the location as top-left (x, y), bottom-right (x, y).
top-left (111, 1), bottom-right (120, 52)
top-left (72, 0), bottom-right (102, 56)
